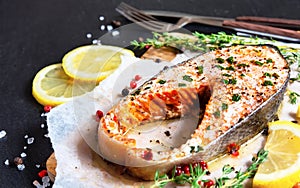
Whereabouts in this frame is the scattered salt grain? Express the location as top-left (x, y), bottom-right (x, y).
top-left (42, 176), bottom-right (50, 182)
top-left (111, 30), bottom-right (120, 37)
top-left (24, 146), bottom-right (27, 150)
top-left (0, 131), bottom-right (6, 139)
top-left (100, 25), bottom-right (105, 31)
top-left (0, 130), bottom-right (6, 138)
top-left (27, 137), bottom-right (34, 145)
top-left (36, 164), bottom-right (40, 168)
top-left (24, 135), bottom-right (28, 139)
top-left (92, 39), bottom-right (98, 44)
top-left (40, 124), bottom-right (45, 129)
top-left (106, 25), bottom-right (113, 31)
top-left (44, 134), bottom-right (49, 138)
top-left (86, 33), bottom-right (92, 39)
top-left (20, 152), bottom-right (27, 158)
top-left (4, 159), bottom-right (9, 166)
top-left (99, 16), bottom-right (105, 21)
top-left (17, 164), bottom-right (25, 171)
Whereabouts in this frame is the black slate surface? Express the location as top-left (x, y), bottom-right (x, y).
top-left (1, 0), bottom-right (299, 187)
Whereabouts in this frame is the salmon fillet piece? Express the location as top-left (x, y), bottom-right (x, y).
top-left (98, 45), bottom-right (289, 180)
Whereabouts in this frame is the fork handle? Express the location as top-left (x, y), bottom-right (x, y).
top-left (235, 16), bottom-right (300, 27)
top-left (223, 20), bottom-right (300, 39)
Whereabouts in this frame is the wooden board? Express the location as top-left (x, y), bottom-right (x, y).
top-left (46, 46), bottom-right (180, 182)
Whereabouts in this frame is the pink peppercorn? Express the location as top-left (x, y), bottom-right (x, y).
top-left (43, 105), bottom-right (52, 113)
top-left (38, 169), bottom-right (48, 178)
top-left (96, 110), bottom-right (104, 120)
top-left (134, 75), bottom-right (142, 81)
top-left (130, 81), bottom-right (137, 89)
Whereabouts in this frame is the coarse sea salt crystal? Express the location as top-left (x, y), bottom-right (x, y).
top-left (4, 159), bottom-right (9, 166)
top-left (107, 25), bottom-right (113, 31)
top-left (36, 164), bottom-right (40, 168)
top-left (40, 124), bottom-right (45, 129)
top-left (44, 134), bottom-right (49, 138)
top-left (24, 146), bottom-right (27, 150)
top-left (42, 176), bottom-right (51, 187)
top-left (111, 30), bottom-right (120, 37)
top-left (17, 164), bottom-right (25, 171)
top-left (24, 135), bottom-right (28, 139)
top-left (92, 39), bottom-right (98, 44)
top-left (99, 16), bottom-right (104, 21)
top-left (100, 25), bottom-right (105, 31)
top-left (27, 137), bottom-right (34, 144)
top-left (86, 33), bottom-right (92, 38)
top-left (20, 152), bottom-right (27, 157)
top-left (0, 130), bottom-right (6, 138)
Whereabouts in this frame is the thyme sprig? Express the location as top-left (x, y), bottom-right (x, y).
top-left (131, 32), bottom-right (300, 67)
top-left (216, 149), bottom-right (268, 188)
top-left (150, 149), bottom-right (268, 188)
top-left (288, 91), bottom-right (300, 104)
top-left (151, 164), bottom-right (207, 188)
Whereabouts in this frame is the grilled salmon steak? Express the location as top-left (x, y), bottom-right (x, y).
top-left (98, 45), bottom-right (289, 180)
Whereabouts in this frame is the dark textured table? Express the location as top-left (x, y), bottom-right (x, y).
top-left (1, 0), bottom-right (299, 187)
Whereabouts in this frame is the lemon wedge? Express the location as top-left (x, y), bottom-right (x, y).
top-left (32, 63), bottom-right (96, 106)
top-left (62, 45), bottom-right (134, 82)
top-left (253, 120), bottom-right (300, 188)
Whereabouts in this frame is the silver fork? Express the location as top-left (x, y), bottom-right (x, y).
top-left (116, 2), bottom-right (300, 42)
top-left (116, 2), bottom-right (220, 32)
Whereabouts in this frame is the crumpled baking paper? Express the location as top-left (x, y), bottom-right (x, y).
top-left (47, 43), bottom-right (300, 188)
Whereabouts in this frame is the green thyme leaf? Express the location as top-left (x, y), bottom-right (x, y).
top-left (226, 56), bottom-right (234, 64)
top-left (289, 91), bottom-right (300, 104)
top-left (266, 58), bottom-right (273, 63)
top-left (215, 65), bottom-right (225, 70)
top-left (254, 61), bottom-right (264, 66)
top-left (216, 57), bottom-right (225, 63)
top-left (229, 79), bottom-right (237, 84)
top-left (222, 103), bottom-right (228, 111)
top-left (225, 66), bottom-right (235, 71)
top-left (158, 79), bottom-right (166, 84)
top-left (222, 73), bottom-right (231, 77)
top-left (198, 65), bottom-right (204, 74)
top-left (262, 80), bottom-right (274, 86)
top-left (264, 72), bottom-right (271, 77)
top-left (213, 110), bottom-right (221, 118)
top-left (183, 75), bottom-right (193, 82)
top-left (222, 79), bottom-right (229, 84)
top-left (237, 63), bottom-right (248, 67)
top-left (232, 94), bottom-right (241, 102)
top-left (178, 83), bottom-right (187, 87)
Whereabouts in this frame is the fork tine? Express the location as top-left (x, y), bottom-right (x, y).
top-left (116, 2), bottom-right (176, 32)
top-left (116, 3), bottom-right (168, 31)
top-left (116, 2), bottom-right (158, 22)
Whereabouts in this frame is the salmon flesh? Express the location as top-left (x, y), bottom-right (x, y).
top-left (98, 45), bottom-right (289, 180)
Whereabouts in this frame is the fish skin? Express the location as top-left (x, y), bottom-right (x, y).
top-left (98, 44), bottom-right (289, 180)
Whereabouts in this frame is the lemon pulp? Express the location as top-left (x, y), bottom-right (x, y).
top-left (253, 121), bottom-right (300, 188)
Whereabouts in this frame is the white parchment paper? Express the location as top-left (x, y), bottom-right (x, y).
top-left (47, 43), bottom-right (300, 188)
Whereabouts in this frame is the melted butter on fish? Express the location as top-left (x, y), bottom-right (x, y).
top-left (98, 45), bottom-right (289, 180)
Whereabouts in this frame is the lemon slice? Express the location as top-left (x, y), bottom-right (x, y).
top-left (32, 63), bottom-right (96, 106)
top-left (62, 45), bottom-right (134, 82)
top-left (253, 120), bottom-right (300, 188)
